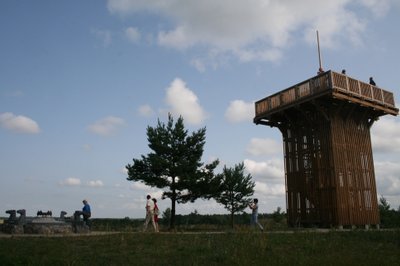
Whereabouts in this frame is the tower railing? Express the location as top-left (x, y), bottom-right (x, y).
top-left (255, 71), bottom-right (397, 118)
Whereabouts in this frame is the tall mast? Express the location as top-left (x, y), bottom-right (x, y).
top-left (317, 30), bottom-right (324, 74)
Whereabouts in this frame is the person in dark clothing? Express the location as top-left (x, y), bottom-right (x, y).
top-left (369, 77), bottom-right (376, 86)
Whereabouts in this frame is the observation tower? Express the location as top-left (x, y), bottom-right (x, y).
top-left (254, 70), bottom-right (398, 228)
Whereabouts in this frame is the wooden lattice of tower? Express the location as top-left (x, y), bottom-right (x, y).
top-left (254, 70), bottom-right (398, 228)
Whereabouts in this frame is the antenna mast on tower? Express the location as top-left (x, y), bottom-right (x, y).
top-left (316, 30), bottom-right (324, 74)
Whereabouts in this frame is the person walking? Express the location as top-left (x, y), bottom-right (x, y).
top-left (152, 198), bottom-right (160, 232)
top-left (73, 199), bottom-right (92, 229)
top-left (249, 198), bottom-right (264, 231)
top-left (81, 199), bottom-right (91, 227)
top-left (143, 195), bottom-right (157, 232)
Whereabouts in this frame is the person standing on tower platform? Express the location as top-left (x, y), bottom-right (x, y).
top-left (369, 77), bottom-right (376, 86)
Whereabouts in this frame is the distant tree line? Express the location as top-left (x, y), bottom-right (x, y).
top-left (88, 197), bottom-right (400, 231)
top-left (88, 208), bottom-right (287, 232)
top-left (160, 207), bottom-right (287, 227)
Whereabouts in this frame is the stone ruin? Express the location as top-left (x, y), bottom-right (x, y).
top-left (1, 209), bottom-right (91, 234)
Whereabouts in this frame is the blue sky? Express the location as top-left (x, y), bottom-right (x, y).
top-left (1, 0), bottom-right (399, 218)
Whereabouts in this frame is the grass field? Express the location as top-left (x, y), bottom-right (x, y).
top-left (0, 229), bottom-right (399, 266)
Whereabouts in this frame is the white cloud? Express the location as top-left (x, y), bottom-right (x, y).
top-left (128, 183), bottom-right (164, 203)
top-left (0, 112), bottom-right (40, 134)
top-left (247, 138), bottom-right (282, 156)
top-left (375, 160), bottom-right (400, 209)
top-left (87, 180), bottom-right (104, 187)
top-left (130, 182), bottom-right (149, 191)
top-left (164, 78), bottom-right (207, 125)
top-left (371, 117), bottom-right (400, 153)
top-left (233, 48), bottom-right (282, 63)
top-left (190, 58), bottom-right (206, 72)
top-left (87, 116), bottom-right (125, 136)
top-left (60, 178), bottom-right (104, 188)
top-left (375, 161), bottom-right (400, 195)
top-left (120, 167), bottom-right (128, 175)
top-left (244, 158), bottom-right (284, 181)
top-left (138, 104), bottom-right (154, 117)
top-left (92, 29), bottom-right (112, 47)
top-left (358, 0), bottom-right (391, 17)
top-left (225, 100), bottom-right (254, 123)
top-left (125, 27), bottom-right (141, 43)
top-left (107, 0), bottom-right (391, 66)
top-left (158, 26), bottom-right (195, 50)
top-left (254, 181), bottom-right (285, 197)
top-left (59, 177), bottom-right (81, 186)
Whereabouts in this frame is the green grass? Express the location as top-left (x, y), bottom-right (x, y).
top-left (0, 230), bottom-right (399, 266)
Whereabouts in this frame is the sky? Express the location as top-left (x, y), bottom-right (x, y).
top-left (1, 0), bottom-right (400, 219)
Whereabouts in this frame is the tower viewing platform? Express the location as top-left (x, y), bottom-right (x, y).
top-left (254, 70), bottom-right (398, 126)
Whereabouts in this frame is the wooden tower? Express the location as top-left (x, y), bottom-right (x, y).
top-left (254, 70), bottom-right (398, 228)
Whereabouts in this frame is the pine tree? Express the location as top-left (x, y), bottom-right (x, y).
top-left (126, 114), bottom-right (219, 229)
top-left (214, 162), bottom-right (255, 228)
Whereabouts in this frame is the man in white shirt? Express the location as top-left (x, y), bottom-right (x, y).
top-left (249, 198), bottom-right (264, 231)
top-left (143, 194), bottom-right (157, 232)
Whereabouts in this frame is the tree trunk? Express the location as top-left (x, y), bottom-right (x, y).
top-left (170, 190), bottom-right (176, 230)
top-left (231, 211), bottom-right (234, 229)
